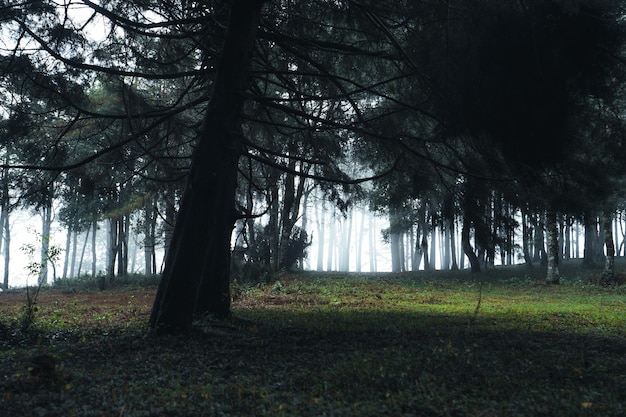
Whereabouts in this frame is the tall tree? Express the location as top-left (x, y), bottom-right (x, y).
top-left (150, 0), bottom-right (264, 331)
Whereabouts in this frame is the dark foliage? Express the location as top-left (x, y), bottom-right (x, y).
top-left (420, 0), bottom-right (624, 166)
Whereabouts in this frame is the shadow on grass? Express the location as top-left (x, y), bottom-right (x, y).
top-left (3, 305), bottom-right (625, 417)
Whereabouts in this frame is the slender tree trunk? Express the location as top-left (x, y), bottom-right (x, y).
top-left (77, 227), bottom-right (89, 276)
top-left (368, 212), bottom-right (377, 272)
top-left (91, 219), bottom-right (97, 278)
top-left (613, 212), bottom-right (620, 257)
top-left (117, 214), bottom-right (129, 278)
top-left (299, 188), bottom-right (311, 270)
top-left (62, 227), bottom-right (71, 279)
top-left (150, 0), bottom-right (263, 332)
top-left (546, 209), bottom-right (560, 284)
top-left (316, 198), bottom-right (325, 271)
top-left (265, 173), bottom-right (279, 268)
top-left (2, 211), bottom-right (9, 290)
top-left (355, 208), bottom-right (365, 273)
top-left (521, 209), bottom-right (534, 267)
top-left (326, 214), bottom-right (335, 271)
top-left (617, 210), bottom-right (626, 256)
top-left (450, 218), bottom-right (458, 270)
top-left (429, 216), bottom-right (437, 270)
top-left (443, 220), bottom-right (452, 270)
top-left (144, 198), bottom-right (156, 275)
top-left (564, 216), bottom-right (571, 259)
top-left (601, 210), bottom-right (616, 285)
top-left (39, 193), bottom-right (53, 285)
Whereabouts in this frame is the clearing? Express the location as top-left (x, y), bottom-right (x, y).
top-left (1, 262), bottom-right (626, 416)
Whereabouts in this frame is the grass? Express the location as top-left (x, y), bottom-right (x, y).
top-left (1, 260), bottom-right (626, 416)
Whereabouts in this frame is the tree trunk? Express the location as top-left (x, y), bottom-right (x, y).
top-left (355, 208), bottom-right (365, 273)
top-left (429, 215), bottom-right (437, 270)
top-left (316, 198), bottom-right (325, 271)
top-left (326, 215), bottom-right (335, 271)
top-left (162, 186), bottom-right (177, 264)
top-left (92, 220), bottom-right (99, 283)
top-left (368, 211), bottom-right (377, 272)
top-left (521, 209), bottom-right (533, 267)
top-left (77, 227), bottom-right (90, 276)
top-left (546, 209), bottom-right (560, 284)
top-left (0, 153), bottom-right (6, 289)
top-left (106, 217), bottom-right (118, 285)
top-left (116, 214), bottom-right (129, 278)
top-left (150, 0), bottom-right (263, 333)
top-left (390, 232), bottom-right (401, 272)
top-left (601, 210), bottom-right (616, 285)
top-left (39, 192), bottom-right (53, 285)
top-left (2, 211), bottom-right (9, 290)
top-left (583, 211), bottom-right (597, 267)
top-left (389, 208), bottom-right (402, 273)
top-left (461, 216), bottom-right (480, 273)
top-left (450, 218), bottom-right (458, 270)
top-left (62, 227), bottom-right (71, 279)
top-left (144, 197), bottom-right (157, 275)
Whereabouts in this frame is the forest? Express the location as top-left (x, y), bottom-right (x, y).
top-left (1, 0), bottom-right (625, 329)
top-left (2, 0), bottom-right (626, 414)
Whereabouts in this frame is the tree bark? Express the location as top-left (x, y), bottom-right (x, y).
top-left (583, 211), bottom-right (597, 267)
top-left (150, 0), bottom-right (264, 333)
top-left (546, 209), bottom-right (560, 284)
top-left (91, 219), bottom-right (97, 278)
top-left (368, 211), bottom-right (377, 272)
top-left (316, 197), bottom-right (325, 271)
top-left (461, 216), bottom-right (480, 273)
top-left (39, 190), bottom-right (53, 285)
top-left (144, 197), bottom-right (157, 275)
top-left (2, 211), bottom-right (9, 290)
top-left (601, 210), bottom-right (616, 285)
top-left (106, 217), bottom-right (118, 285)
top-left (521, 209), bottom-right (533, 267)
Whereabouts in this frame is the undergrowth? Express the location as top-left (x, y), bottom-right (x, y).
top-left (1, 262), bottom-right (626, 416)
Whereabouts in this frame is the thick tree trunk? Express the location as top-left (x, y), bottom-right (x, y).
top-left (106, 217), bottom-right (118, 286)
top-left (390, 232), bottom-right (401, 273)
top-left (150, 0), bottom-right (263, 333)
top-left (583, 211), bottom-right (597, 267)
top-left (461, 216), bottom-right (481, 273)
top-left (389, 208), bottom-right (402, 273)
top-left (601, 210), bottom-right (616, 285)
top-left (546, 209), bottom-right (560, 284)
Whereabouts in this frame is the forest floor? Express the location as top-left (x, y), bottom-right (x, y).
top-left (1, 261), bottom-right (626, 416)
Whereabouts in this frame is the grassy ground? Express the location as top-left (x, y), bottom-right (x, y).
top-left (1, 260), bottom-right (626, 416)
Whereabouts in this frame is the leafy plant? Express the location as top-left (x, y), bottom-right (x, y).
top-left (19, 229), bottom-right (63, 331)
